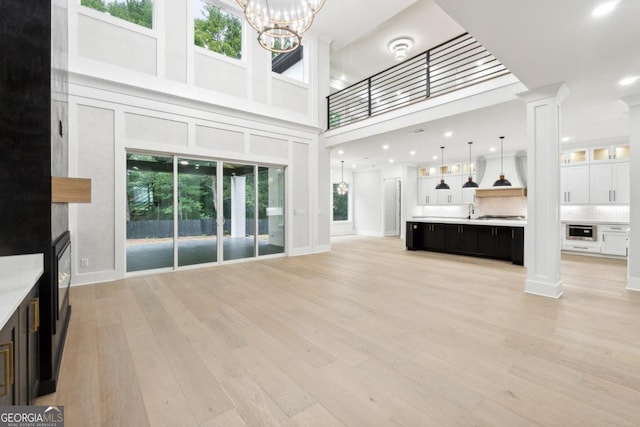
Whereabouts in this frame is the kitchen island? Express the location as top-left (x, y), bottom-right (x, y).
top-left (407, 217), bottom-right (526, 265)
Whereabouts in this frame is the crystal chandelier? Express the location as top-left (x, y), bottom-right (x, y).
top-left (337, 160), bottom-right (348, 195)
top-left (236, 0), bottom-right (326, 53)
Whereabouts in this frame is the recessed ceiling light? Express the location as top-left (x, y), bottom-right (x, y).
top-left (340, 75), bottom-right (346, 81)
top-left (352, 164), bottom-right (356, 168)
top-left (489, 147), bottom-right (496, 152)
top-left (432, 155), bottom-right (438, 160)
top-left (338, 149), bottom-right (344, 154)
top-left (389, 159), bottom-right (394, 163)
top-left (592, 0), bottom-right (620, 17)
top-left (619, 76), bottom-right (640, 86)
top-left (383, 144), bottom-right (390, 150)
top-left (561, 136), bottom-right (572, 142)
top-left (444, 131), bottom-right (453, 138)
top-left (409, 150), bottom-right (416, 155)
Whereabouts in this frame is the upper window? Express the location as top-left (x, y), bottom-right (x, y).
top-left (80, 0), bottom-right (153, 29)
top-left (194, 1), bottom-right (243, 60)
top-left (272, 47), bottom-right (304, 81)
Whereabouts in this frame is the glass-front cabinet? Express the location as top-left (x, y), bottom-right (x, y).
top-left (591, 144), bottom-right (630, 162)
top-left (560, 148), bottom-right (589, 165)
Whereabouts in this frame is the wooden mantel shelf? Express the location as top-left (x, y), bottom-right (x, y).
top-left (52, 177), bottom-right (92, 203)
top-left (475, 187), bottom-right (527, 198)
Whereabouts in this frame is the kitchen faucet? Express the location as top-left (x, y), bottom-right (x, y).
top-left (468, 203), bottom-right (475, 220)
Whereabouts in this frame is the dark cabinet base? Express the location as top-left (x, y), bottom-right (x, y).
top-left (407, 221), bottom-right (524, 265)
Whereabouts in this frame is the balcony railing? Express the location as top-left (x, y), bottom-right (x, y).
top-left (327, 33), bottom-right (510, 130)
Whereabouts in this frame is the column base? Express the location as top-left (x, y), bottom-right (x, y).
top-left (626, 275), bottom-right (640, 291)
top-left (525, 279), bottom-right (563, 298)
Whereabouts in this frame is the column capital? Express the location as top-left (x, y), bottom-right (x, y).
top-left (517, 82), bottom-right (570, 104)
top-left (621, 93), bottom-right (640, 108)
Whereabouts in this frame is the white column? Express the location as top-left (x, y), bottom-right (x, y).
top-left (231, 176), bottom-right (246, 238)
top-left (517, 83), bottom-right (569, 298)
top-left (621, 94), bottom-right (640, 291)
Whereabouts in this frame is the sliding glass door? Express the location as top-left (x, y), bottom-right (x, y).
top-left (177, 158), bottom-right (217, 267)
top-left (126, 153), bottom-right (285, 273)
top-left (126, 154), bottom-right (174, 272)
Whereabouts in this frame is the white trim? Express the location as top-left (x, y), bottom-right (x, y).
top-left (626, 275), bottom-right (640, 291)
top-left (525, 279), bottom-right (564, 298)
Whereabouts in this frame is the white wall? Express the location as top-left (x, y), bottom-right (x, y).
top-left (66, 2), bottom-right (331, 284)
top-left (353, 169), bottom-right (384, 236)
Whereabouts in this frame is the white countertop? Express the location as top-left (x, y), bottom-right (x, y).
top-left (0, 254), bottom-right (43, 329)
top-left (561, 219), bottom-right (630, 225)
top-left (410, 217), bottom-right (526, 227)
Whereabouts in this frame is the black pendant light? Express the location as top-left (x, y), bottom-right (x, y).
top-left (493, 136), bottom-right (512, 187)
top-left (435, 146), bottom-right (450, 189)
top-left (462, 141), bottom-right (479, 188)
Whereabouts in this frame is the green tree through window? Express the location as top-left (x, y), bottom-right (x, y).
top-left (81, 0), bottom-right (153, 29)
top-left (333, 184), bottom-right (348, 221)
top-left (194, 2), bottom-right (242, 59)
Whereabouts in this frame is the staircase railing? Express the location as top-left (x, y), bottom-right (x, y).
top-left (327, 33), bottom-right (510, 130)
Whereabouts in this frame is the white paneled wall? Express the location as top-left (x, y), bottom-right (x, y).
top-left (65, 1), bottom-right (331, 284)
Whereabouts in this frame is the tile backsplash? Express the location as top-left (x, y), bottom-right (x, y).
top-left (561, 205), bottom-right (630, 222)
top-left (476, 196), bottom-right (527, 217)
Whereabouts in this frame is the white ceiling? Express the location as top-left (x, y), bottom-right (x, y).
top-left (310, 0), bottom-right (640, 169)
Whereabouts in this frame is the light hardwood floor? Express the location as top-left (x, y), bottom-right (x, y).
top-left (37, 236), bottom-right (640, 426)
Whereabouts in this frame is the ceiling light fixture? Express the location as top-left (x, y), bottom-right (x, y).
top-left (444, 131), bottom-right (453, 138)
top-left (493, 136), bottom-right (512, 187)
top-left (236, 0), bottom-right (326, 53)
top-left (388, 37), bottom-right (414, 61)
top-left (337, 160), bottom-right (349, 195)
top-left (462, 141), bottom-right (479, 188)
top-left (619, 76), bottom-right (640, 86)
top-left (592, 0), bottom-right (620, 17)
top-left (435, 146), bottom-right (450, 190)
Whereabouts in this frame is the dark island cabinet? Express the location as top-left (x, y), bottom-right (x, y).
top-left (445, 224), bottom-right (479, 254)
top-left (406, 221), bottom-right (524, 265)
top-left (423, 223), bottom-right (446, 252)
top-left (511, 227), bottom-right (525, 265)
top-left (478, 226), bottom-right (512, 260)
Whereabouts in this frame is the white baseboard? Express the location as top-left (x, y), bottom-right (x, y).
top-left (525, 278), bottom-right (564, 298)
top-left (626, 275), bottom-right (640, 291)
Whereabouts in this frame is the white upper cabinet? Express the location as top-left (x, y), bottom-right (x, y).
top-left (589, 162), bottom-right (630, 204)
top-left (561, 165), bottom-right (589, 204)
top-left (591, 144), bottom-right (630, 162)
top-left (560, 148), bottom-right (589, 165)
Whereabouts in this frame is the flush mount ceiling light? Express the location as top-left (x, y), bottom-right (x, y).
top-left (388, 37), bottom-right (414, 61)
top-left (236, 0), bottom-right (326, 53)
top-left (435, 146), bottom-right (450, 190)
top-left (493, 136), bottom-right (512, 187)
top-left (619, 76), bottom-right (640, 86)
top-left (337, 160), bottom-right (349, 195)
top-left (592, 0), bottom-right (620, 17)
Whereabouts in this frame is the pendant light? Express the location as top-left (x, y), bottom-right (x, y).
top-left (493, 136), bottom-right (512, 187)
top-left (462, 141), bottom-right (479, 188)
top-left (337, 160), bottom-right (349, 195)
top-left (435, 146), bottom-right (450, 189)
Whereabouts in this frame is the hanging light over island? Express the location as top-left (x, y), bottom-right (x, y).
top-left (462, 141), bottom-right (479, 188)
top-left (435, 146), bottom-right (450, 189)
top-left (493, 136), bottom-right (512, 187)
